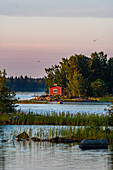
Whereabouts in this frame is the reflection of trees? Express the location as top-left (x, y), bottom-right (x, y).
top-left (0, 126), bottom-right (5, 170)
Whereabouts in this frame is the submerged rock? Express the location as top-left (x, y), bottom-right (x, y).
top-left (79, 139), bottom-right (108, 150)
top-left (31, 137), bottom-right (41, 142)
top-left (1, 139), bottom-right (8, 143)
top-left (16, 132), bottom-right (29, 140)
top-left (49, 137), bottom-right (75, 143)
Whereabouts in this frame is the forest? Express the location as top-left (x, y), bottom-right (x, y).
top-left (6, 76), bottom-right (46, 92)
top-left (45, 51), bottom-right (113, 97)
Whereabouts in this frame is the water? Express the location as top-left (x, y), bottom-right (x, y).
top-left (0, 125), bottom-right (113, 170)
top-left (16, 92), bottom-right (45, 100)
top-left (0, 93), bottom-right (111, 169)
top-left (17, 102), bottom-right (110, 115)
top-left (16, 92), bottom-right (110, 114)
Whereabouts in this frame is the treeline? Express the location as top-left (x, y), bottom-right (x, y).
top-left (45, 51), bottom-right (113, 97)
top-left (6, 76), bottom-right (46, 92)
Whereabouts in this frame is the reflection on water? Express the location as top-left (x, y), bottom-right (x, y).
top-left (16, 92), bottom-right (45, 100)
top-left (0, 125), bottom-right (113, 170)
top-left (16, 92), bottom-right (110, 115)
top-left (18, 102), bottom-right (109, 114)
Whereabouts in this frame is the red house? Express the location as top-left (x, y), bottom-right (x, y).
top-left (49, 83), bottom-right (64, 96)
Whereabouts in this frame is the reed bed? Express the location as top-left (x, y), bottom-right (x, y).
top-left (0, 110), bottom-right (111, 126)
top-left (9, 125), bottom-right (113, 143)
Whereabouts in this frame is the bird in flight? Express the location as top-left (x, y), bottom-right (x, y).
top-left (93, 39), bottom-right (97, 42)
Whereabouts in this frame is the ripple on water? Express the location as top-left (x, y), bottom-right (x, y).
top-left (0, 125), bottom-right (113, 170)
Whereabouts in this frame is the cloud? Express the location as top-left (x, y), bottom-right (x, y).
top-left (0, 0), bottom-right (113, 18)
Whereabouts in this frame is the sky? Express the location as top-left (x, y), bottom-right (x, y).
top-left (0, 0), bottom-right (113, 78)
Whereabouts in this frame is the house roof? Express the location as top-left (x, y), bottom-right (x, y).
top-left (49, 85), bottom-right (63, 88)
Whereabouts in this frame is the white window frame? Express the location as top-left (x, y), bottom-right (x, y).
top-left (53, 89), bottom-right (57, 93)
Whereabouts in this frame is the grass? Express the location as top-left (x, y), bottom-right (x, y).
top-left (10, 125), bottom-right (113, 144)
top-left (89, 96), bottom-right (113, 102)
top-left (0, 111), bottom-right (111, 126)
top-left (16, 100), bottom-right (48, 104)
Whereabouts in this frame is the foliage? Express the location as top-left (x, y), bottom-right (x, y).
top-left (12, 126), bottom-right (112, 141)
top-left (6, 76), bottom-right (46, 92)
top-left (0, 69), bottom-right (17, 113)
top-left (0, 110), bottom-right (110, 126)
top-left (67, 71), bottom-right (85, 97)
top-left (91, 79), bottom-right (106, 97)
top-left (108, 101), bottom-right (113, 125)
top-left (45, 51), bottom-right (113, 97)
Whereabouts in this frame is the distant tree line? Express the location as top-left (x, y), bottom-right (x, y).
top-left (6, 76), bottom-right (46, 92)
top-left (45, 51), bottom-right (113, 97)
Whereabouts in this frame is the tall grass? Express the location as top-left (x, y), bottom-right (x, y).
top-left (10, 125), bottom-right (113, 143)
top-left (0, 110), bottom-right (111, 126)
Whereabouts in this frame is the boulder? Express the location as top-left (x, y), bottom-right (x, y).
top-left (49, 137), bottom-right (65, 143)
top-left (1, 139), bottom-right (8, 143)
top-left (63, 138), bottom-right (75, 143)
top-left (79, 139), bottom-right (108, 150)
top-left (31, 137), bottom-right (41, 142)
top-left (49, 136), bottom-right (75, 143)
top-left (16, 132), bottom-right (29, 140)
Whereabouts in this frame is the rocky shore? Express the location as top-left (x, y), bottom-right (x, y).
top-left (15, 132), bottom-right (109, 149)
top-left (33, 95), bottom-right (97, 102)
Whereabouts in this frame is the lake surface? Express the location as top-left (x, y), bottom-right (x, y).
top-left (16, 92), bottom-right (45, 100)
top-left (1, 92), bottom-right (111, 169)
top-left (16, 92), bottom-right (110, 115)
top-left (0, 125), bottom-right (113, 170)
top-left (18, 102), bottom-right (110, 115)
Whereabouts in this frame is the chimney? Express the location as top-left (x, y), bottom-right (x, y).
top-left (54, 83), bottom-right (57, 86)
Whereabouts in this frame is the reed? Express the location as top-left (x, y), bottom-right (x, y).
top-left (10, 125), bottom-right (113, 144)
top-left (0, 111), bottom-right (111, 126)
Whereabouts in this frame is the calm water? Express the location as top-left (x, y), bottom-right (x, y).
top-left (18, 102), bottom-right (109, 115)
top-left (0, 125), bottom-right (113, 170)
top-left (16, 92), bottom-right (110, 114)
top-left (1, 93), bottom-right (111, 169)
top-left (16, 92), bottom-right (45, 100)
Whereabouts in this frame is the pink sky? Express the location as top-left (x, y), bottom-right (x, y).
top-left (0, 16), bottom-right (113, 78)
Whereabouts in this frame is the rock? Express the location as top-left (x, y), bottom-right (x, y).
top-left (31, 137), bottom-right (41, 142)
top-left (16, 132), bottom-right (29, 140)
top-left (63, 139), bottom-right (74, 143)
top-left (49, 137), bottom-right (65, 143)
top-left (49, 136), bottom-right (75, 143)
top-left (79, 139), bottom-right (108, 150)
top-left (1, 139), bottom-right (8, 143)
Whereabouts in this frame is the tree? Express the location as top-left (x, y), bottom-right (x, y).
top-left (91, 79), bottom-right (106, 97)
top-left (90, 52), bottom-right (108, 82)
top-left (67, 71), bottom-right (85, 97)
top-left (44, 52), bottom-right (112, 97)
top-left (0, 69), bottom-right (17, 113)
top-left (108, 58), bottom-right (113, 94)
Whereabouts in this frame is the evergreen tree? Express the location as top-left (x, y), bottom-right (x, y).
top-left (0, 69), bottom-right (17, 113)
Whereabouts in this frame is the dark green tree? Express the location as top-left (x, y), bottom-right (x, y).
top-left (44, 52), bottom-right (112, 97)
top-left (0, 69), bottom-right (17, 113)
top-left (91, 79), bottom-right (106, 97)
top-left (90, 52), bottom-right (108, 82)
top-left (108, 58), bottom-right (113, 94)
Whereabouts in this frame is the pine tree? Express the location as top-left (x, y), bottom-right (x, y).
top-left (0, 69), bottom-right (17, 113)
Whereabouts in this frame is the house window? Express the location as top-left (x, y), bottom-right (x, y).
top-left (53, 89), bottom-right (57, 93)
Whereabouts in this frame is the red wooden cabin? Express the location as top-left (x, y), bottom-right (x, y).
top-left (49, 83), bottom-right (64, 96)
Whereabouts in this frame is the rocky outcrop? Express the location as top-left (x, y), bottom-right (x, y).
top-left (79, 139), bottom-right (108, 150)
top-left (16, 132), bottom-right (29, 140)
